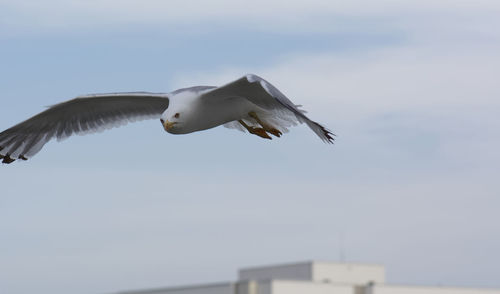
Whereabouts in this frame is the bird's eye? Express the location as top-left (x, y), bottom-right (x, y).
top-left (160, 119), bottom-right (165, 124)
top-left (174, 113), bottom-right (180, 118)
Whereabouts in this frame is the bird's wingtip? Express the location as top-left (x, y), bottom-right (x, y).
top-left (314, 122), bottom-right (336, 144)
top-left (1, 154), bottom-right (16, 164)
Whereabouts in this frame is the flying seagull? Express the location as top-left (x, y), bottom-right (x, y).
top-left (0, 74), bottom-right (334, 164)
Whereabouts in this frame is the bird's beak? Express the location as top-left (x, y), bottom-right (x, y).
top-left (163, 120), bottom-right (177, 131)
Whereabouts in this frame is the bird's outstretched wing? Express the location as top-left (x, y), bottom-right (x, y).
top-left (201, 74), bottom-right (334, 143)
top-left (0, 92), bottom-right (169, 164)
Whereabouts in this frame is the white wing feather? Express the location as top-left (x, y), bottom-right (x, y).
top-left (202, 74), bottom-right (334, 143)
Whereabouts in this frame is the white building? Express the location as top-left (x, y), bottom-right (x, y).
top-left (117, 261), bottom-right (500, 294)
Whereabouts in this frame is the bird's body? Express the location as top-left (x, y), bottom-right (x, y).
top-left (163, 86), bottom-right (241, 134)
top-left (0, 74), bottom-right (334, 164)
top-left (164, 86), bottom-right (263, 134)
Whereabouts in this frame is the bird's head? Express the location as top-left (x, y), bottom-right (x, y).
top-left (160, 89), bottom-right (202, 134)
top-left (160, 110), bottom-right (181, 133)
top-left (160, 104), bottom-right (192, 134)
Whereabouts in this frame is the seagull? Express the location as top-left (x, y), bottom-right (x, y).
top-left (0, 74), bottom-right (334, 164)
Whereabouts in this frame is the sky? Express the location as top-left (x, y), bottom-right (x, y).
top-left (1, 1), bottom-right (499, 294)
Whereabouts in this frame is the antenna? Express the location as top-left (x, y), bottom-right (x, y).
top-left (339, 232), bottom-right (346, 263)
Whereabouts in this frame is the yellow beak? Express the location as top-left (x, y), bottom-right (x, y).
top-left (163, 120), bottom-right (177, 131)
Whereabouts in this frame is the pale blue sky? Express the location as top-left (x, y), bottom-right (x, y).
top-left (1, 1), bottom-right (499, 294)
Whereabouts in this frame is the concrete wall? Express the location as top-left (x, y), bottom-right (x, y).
top-left (256, 281), bottom-right (272, 294)
top-left (370, 285), bottom-right (500, 294)
top-left (271, 280), bottom-right (355, 294)
top-left (119, 280), bottom-right (500, 294)
top-left (119, 283), bottom-right (234, 294)
top-left (236, 281), bottom-right (258, 294)
top-left (313, 263), bottom-right (385, 284)
top-left (239, 262), bottom-right (312, 281)
top-left (239, 261), bottom-right (385, 285)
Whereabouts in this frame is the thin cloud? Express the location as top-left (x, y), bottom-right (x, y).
top-left (172, 43), bottom-right (500, 123)
top-left (2, 0), bottom-right (500, 35)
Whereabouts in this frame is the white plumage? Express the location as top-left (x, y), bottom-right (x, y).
top-left (0, 74), bottom-right (334, 164)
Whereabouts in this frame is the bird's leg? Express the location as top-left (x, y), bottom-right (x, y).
top-left (238, 120), bottom-right (272, 140)
top-left (248, 111), bottom-right (282, 137)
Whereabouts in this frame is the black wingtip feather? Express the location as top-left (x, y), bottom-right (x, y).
top-left (314, 122), bottom-right (336, 144)
top-left (324, 131), bottom-right (336, 144)
top-left (2, 154), bottom-right (15, 164)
